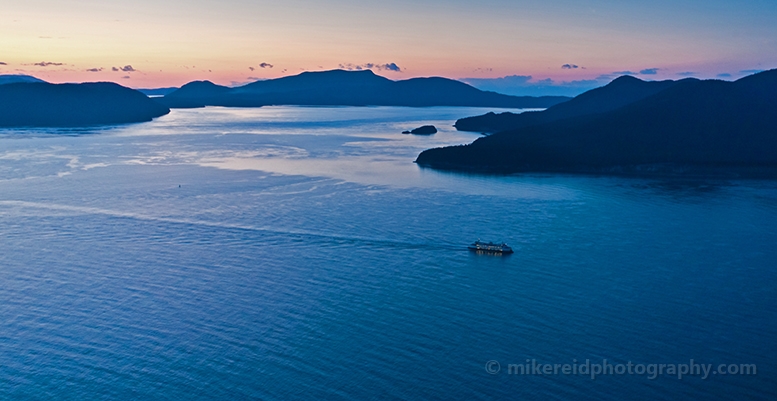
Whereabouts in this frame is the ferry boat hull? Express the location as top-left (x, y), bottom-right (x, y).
top-left (468, 240), bottom-right (514, 255)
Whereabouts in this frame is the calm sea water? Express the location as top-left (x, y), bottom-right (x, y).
top-left (0, 107), bottom-right (775, 400)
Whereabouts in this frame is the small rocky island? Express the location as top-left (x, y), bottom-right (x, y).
top-left (402, 125), bottom-right (437, 135)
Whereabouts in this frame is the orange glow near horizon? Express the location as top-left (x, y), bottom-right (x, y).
top-left (2, 0), bottom-right (776, 88)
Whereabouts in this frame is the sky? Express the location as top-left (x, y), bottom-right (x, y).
top-left (1, 0), bottom-right (776, 94)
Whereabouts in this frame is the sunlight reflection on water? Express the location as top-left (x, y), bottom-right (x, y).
top-left (0, 106), bottom-right (775, 400)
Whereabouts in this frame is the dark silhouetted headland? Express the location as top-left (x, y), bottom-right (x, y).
top-left (160, 69), bottom-right (570, 109)
top-left (416, 69), bottom-right (777, 177)
top-left (0, 82), bottom-right (170, 127)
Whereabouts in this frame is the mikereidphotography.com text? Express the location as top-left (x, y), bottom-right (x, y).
top-left (485, 359), bottom-right (757, 380)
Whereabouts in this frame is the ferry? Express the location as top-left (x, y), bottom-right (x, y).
top-left (468, 240), bottom-right (514, 255)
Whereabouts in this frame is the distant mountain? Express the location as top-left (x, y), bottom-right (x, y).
top-left (416, 70), bottom-right (777, 176)
top-left (0, 74), bottom-right (46, 85)
top-left (136, 87), bottom-right (179, 96)
top-left (0, 82), bottom-right (170, 127)
top-left (160, 69), bottom-right (570, 109)
top-left (455, 75), bottom-right (689, 133)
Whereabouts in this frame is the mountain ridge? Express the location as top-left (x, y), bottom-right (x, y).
top-left (454, 75), bottom-right (693, 133)
top-left (160, 69), bottom-right (570, 109)
top-left (0, 74), bottom-right (46, 85)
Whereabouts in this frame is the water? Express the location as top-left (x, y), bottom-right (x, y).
top-left (0, 107), bottom-right (775, 400)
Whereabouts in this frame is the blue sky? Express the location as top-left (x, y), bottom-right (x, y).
top-left (1, 0), bottom-right (775, 90)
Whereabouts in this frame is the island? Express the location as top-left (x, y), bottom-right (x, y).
top-left (402, 125), bottom-right (437, 135)
top-left (416, 69), bottom-right (777, 177)
top-left (0, 81), bottom-right (170, 127)
top-left (453, 75), bottom-right (685, 133)
top-left (159, 69), bottom-right (570, 109)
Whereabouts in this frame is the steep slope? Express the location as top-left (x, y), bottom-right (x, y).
top-left (0, 74), bottom-right (46, 85)
top-left (454, 75), bottom-right (687, 133)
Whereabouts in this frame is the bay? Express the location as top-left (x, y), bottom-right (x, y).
top-left (0, 106), bottom-right (775, 400)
